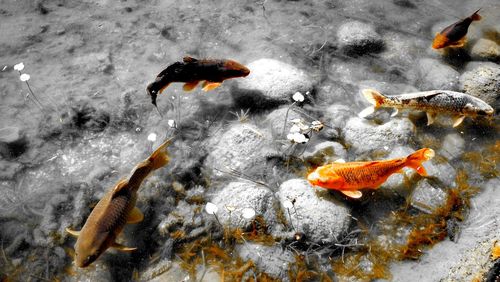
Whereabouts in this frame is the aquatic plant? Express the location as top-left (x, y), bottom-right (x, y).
top-left (13, 62), bottom-right (44, 110)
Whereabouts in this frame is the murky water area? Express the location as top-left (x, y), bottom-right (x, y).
top-left (0, 0), bottom-right (499, 281)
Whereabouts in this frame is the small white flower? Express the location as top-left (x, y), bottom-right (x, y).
top-left (292, 92), bottom-right (304, 102)
top-left (147, 133), bottom-right (157, 142)
top-left (310, 120), bottom-right (324, 132)
top-left (289, 124), bottom-right (301, 133)
top-left (225, 205), bottom-right (236, 212)
top-left (14, 62), bottom-right (24, 71)
top-left (205, 202), bottom-right (218, 215)
top-left (20, 73), bottom-right (30, 81)
top-left (241, 207), bottom-right (256, 219)
top-left (283, 200), bottom-right (293, 209)
top-left (287, 132), bottom-right (309, 144)
top-left (167, 119), bottom-right (176, 128)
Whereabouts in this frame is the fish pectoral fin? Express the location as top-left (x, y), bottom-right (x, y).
top-left (183, 81), bottom-right (200, 91)
top-left (111, 242), bottom-right (137, 252)
top-left (202, 82), bottom-right (222, 91)
top-left (391, 108), bottom-right (399, 117)
top-left (453, 116), bottom-right (466, 127)
top-left (340, 190), bottom-right (363, 199)
top-left (65, 228), bottom-right (80, 238)
top-left (426, 112), bottom-right (437, 125)
top-left (358, 106), bottom-right (375, 118)
top-left (126, 207), bottom-right (144, 224)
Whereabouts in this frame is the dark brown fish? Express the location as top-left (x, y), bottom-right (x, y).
top-left (66, 139), bottom-right (172, 267)
top-left (146, 56), bottom-right (250, 108)
top-left (432, 9), bottom-right (481, 49)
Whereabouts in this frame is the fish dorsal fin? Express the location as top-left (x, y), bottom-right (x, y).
top-left (340, 190), bottom-right (363, 199)
top-left (111, 242), bottom-right (137, 252)
top-left (126, 207), bottom-right (144, 224)
top-left (183, 56), bottom-right (198, 63)
top-left (65, 228), bottom-right (80, 238)
top-left (111, 179), bottom-right (129, 197)
top-left (453, 115), bottom-right (466, 127)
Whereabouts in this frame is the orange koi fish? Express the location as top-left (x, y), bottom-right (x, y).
top-left (66, 139), bottom-right (172, 267)
top-left (146, 56), bottom-right (250, 110)
top-left (307, 148), bottom-right (435, 198)
top-left (432, 9), bottom-right (481, 49)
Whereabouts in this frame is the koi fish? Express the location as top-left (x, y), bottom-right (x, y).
top-left (146, 56), bottom-right (250, 108)
top-left (307, 148), bottom-right (435, 198)
top-left (65, 139), bottom-right (172, 267)
top-left (359, 89), bottom-right (494, 127)
top-left (432, 9), bottom-right (481, 49)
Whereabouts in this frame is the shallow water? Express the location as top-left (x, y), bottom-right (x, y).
top-left (0, 0), bottom-right (499, 281)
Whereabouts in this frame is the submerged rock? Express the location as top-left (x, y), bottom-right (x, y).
top-left (320, 104), bottom-right (355, 139)
top-left (277, 179), bottom-right (351, 244)
top-left (470, 38), bottom-right (500, 62)
top-left (303, 141), bottom-right (347, 167)
top-left (460, 63), bottom-right (500, 110)
top-left (204, 123), bottom-right (274, 180)
top-left (232, 59), bottom-right (313, 109)
top-left (416, 58), bottom-right (460, 90)
top-left (0, 160), bottom-right (22, 180)
top-left (439, 133), bottom-right (465, 161)
top-left (210, 181), bottom-right (278, 231)
top-left (0, 126), bottom-right (28, 159)
top-left (342, 117), bottom-right (415, 156)
top-left (337, 21), bottom-right (384, 56)
top-left (236, 242), bottom-right (295, 279)
top-left (410, 178), bottom-right (449, 214)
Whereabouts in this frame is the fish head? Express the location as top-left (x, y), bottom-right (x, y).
top-left (463, 101), bottom-right (494, 118)
top-left (307, 168), bottom-right (342, 189)
top-left (74, 232), bottom-right (108, 268)
top-left (432, 33), bottom-right (448, 49)
top-left (222, 60), bottom-right (250, 78)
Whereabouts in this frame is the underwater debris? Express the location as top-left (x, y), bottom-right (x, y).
top-left (432, 9), bottom-right (481, 49)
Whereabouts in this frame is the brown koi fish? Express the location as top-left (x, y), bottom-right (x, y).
top-left (307, 148), bottom-right (435, 198)
top-left (359, 89), bottom-right (494, 127)
top-left (66, 139), bottom-right (172, 267)
top-left (146, 56), bottom-right (250, 109)
top-left (432, 9), bottom-right (481, 49)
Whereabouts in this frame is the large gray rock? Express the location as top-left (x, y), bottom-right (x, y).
top-left (460, 63), bottom-right (500, 110)
top-left (236, 242), bottom-right (295, 279)
top-left (232, 59), bottom-right (313, 109)
top-left (410, 178), bottom-right (449, 214)
top-left (210, 181), bottom-right (279, 231)
top-left (204, 123), bottom-right (274, 180)
top-left (439, 133), bottom-right (465, 161)
top-left (320, 104), bottom-right (355, 139)
top-left (416, 58), bottom-right (460, 90)
top-left (0, 126), bottom-right (28, 159)
top-left (277, 179), bottom-right (351, 244)
top-left (337, 21), bottom-right (384, 56)
top-left (342, 117), bottom-right (415, 156)
top-left (470, 38), bottom-right (500, 62)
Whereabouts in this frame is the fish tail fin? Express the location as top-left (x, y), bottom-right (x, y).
top-left (149, 138), bottom-right (173, 170)
top-left (470, 9), bottom-right (481, 21)
top-left (405, 148), bottom-right (435, 176)
top-left (362, 89), bottom-right (386, 108)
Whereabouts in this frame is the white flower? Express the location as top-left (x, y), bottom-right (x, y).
top-left (310, 120), bottom-right (324, 132)
top-left (14, 62), bottom-right (24, 71)
top-left (147, 133), bottom-right (157, 142)
top-left (290, 119), bottom-right (309, 132)
top-left (20, 73), bottom-right (30, 81)
top-left (283, 200), bottom-right (293, 209)
top-left (292, 92), bottom-right (304, 102)
top-left (167, 119), bottom-right (176, 127)
top-left (241, 207), bottom-right (256, 219)
top-left (287, 132), bottom-right (309, 144)
top-left (205, 202), bottom-right (218, 215)
top-left (289, 124), bottom-right (301, 133)
top-left (225, 205), bottom-right (236, 212)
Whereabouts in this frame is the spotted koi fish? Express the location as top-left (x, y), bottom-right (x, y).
top-left (307, 148), bottom-right (435, 198)
top-left (359, 89), bottom-right (494, 127)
